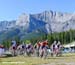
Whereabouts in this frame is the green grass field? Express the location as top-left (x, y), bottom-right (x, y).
top-left (0, 53), bottom-right (75, 65)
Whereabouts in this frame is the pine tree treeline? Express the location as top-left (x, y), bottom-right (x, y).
top-left (25, 29), bottom-right (75, 45)
top-left (2, 29), bottom-right (75, 48)
top-left (47, 29), bottom-right (75, 45)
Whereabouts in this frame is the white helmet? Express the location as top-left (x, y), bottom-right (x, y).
top-left (58, 41), bottom-right (61, 45)
top-left (53, 40), bottom-right (57, 44)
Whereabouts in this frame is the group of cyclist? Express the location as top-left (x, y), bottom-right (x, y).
top-left (0, 39), bottom-right (63, 57)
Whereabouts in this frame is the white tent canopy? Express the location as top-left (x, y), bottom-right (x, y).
top-left (64, 41), bottom-right (75, 48)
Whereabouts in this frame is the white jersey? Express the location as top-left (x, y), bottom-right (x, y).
top-left (11, 40), bottom-right (16, 47)
top-left (55, 45), bottom-right (58, 49)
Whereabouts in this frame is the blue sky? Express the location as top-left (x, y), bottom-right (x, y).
top-left (0, 0), bottom-right (75, 21)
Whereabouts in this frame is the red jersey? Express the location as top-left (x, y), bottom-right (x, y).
top-left (42, 41), bottom-right (48, 46)
top-left (0, 45), bottom-right (4, 48)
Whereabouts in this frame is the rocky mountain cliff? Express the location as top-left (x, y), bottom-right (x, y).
top-left (0, 10), bottom-right (75, 41)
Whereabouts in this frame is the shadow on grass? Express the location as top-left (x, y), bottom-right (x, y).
top-left (0, 55), bottom-right (17, 59)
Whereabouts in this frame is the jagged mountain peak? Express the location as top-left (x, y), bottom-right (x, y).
top-left (0, 10), bottom-right (75, 32)
top-left (1, 10), bottom-right (75, 42)
top-left (32, 10), bottom-right (75, 23)
top-left (16, 13), bottom-right (30, 27)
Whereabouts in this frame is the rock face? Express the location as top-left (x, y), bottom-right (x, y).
top-left (16, 13), bottom-right (30, 27)
top-left (31, 11), bottom-right (75, 33)
top-left (0, 20), bottom-right (16, 31)
top-left (1, 10), bottom-right (75, 33)
top-left (0, 10), bottom-right (75, 41)
top-left (15, 11), bottom-right (75, 33)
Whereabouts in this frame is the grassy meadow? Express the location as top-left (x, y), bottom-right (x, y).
top-left (0, 53), bottom-right (75, 65)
